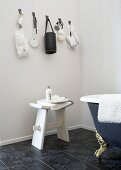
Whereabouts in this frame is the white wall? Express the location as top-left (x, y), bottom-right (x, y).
top-left (0, 0), bottom-right (82, 144)
top-left (79, 0), bottom-right (121, 127)
top-left (2, 0), bottom-right (120, 145)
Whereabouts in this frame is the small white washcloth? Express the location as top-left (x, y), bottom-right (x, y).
top-left (37, 99), bottom-right (72, 111)
top-left (98, 94), bottom-right (121, 123)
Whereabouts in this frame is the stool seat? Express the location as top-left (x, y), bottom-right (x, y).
top-left (30, 99), bottom-right (73, 110)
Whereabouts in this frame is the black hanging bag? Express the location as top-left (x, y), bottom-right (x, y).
top-left (44, 16), bottom-right (57, 54)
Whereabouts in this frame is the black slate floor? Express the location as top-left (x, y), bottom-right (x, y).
top-left (0, 128), bottom-right (121, 170)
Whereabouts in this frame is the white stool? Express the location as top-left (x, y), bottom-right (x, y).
top-left (30, 100), bottom-right (73, 150)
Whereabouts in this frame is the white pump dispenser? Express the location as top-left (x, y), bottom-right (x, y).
top-left (46, 86), bottom-right (52, 102)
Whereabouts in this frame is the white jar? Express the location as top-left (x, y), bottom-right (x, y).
top-left (57, 29), bottom-right (65, 42)
top-left (46, 86), bottom-right (52, 102)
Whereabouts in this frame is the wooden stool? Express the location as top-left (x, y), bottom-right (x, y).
top-left (30, 100), bottom-right (73, 150)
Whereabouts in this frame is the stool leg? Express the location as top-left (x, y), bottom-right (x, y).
top-left (55, 108), bottom-right (69, 142)
top-left (32, 109), bottom-right (47, 150)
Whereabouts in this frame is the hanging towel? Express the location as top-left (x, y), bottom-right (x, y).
top-left (15, 10), bottom-right (29, 58)
top-left (66, 22), bottom-right (79, 48)
top-left (15, 29), bottom-right (29, 57)
top-left (98, 94), bottom-right (121, 123)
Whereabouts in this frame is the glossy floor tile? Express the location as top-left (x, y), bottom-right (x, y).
top-left (0, 160), bottom-right (8, 170)
top-left (0, 128), bottom-right (121, 170)
top-left (30, 146), bottom-right (98, 170)
top-left (113, 166), bottom-right (121, 170)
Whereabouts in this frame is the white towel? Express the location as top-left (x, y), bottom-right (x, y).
top-left (98, 94), bottom-right (121, 123)
top-left (37, 99), bottom-right (72, 111)
top-left (15, 29), bottom-right (29, 57)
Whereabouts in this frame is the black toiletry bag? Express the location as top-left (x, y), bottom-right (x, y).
top-left (44, 16), bottom-right (56, 54)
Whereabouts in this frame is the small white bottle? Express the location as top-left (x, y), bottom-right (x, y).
top-left (46, 86), bottom-right (52, 102)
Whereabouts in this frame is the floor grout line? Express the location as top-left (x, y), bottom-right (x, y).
top-left (29, 149), bottom-right (55, 170)
top-left (0, 160), bottom-right (9, 170)
top-left (62, 150), bottom-right (101, 170)
top-left (48, 144), bottom-right (102, 170)
top-left (31, 147), bottom-right (101, 170)
top-left (111, 165), bottom-right (121, 170)
top-left (36, 158), bottom-right (55, 170)
top-left (31, 143), bottom-right (101, 170)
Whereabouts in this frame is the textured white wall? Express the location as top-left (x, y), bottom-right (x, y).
top-left (0, 0), bottom-right (82, 143)
top-left (1, 0), bottom-right (120, 144)
top-left (80, 0), bottom-right (121, 127)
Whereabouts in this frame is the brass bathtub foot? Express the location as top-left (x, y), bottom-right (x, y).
top-left (95, 131), bottom-right (108, 159)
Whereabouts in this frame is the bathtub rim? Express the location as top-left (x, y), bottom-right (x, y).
top-left (80, 94), bottom-right (121, 104)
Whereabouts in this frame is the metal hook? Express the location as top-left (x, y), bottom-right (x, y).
top-left (18, 9), bottom-right (23, 15)
top-left (58, 18), bottom-right (62, 23)
top-left (45, 15), bottom-right (49, 20)
top-left (68, 21), bottom-right (71, 25)
top-left (58, 18), bottom-right (63, 25)
top-left (58, 18), bottom-right (63, 28)
top-left (68, 21), bottom-right (72, 37)
top-left (32, 12), bottom-right (35, 17)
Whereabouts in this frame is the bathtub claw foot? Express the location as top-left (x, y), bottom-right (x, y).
top-left (95, 131), bottom-right (108, 159)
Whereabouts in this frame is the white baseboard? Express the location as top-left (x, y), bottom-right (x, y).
top-left (0, 135), bottom-right (32, 146)
top-left (0, 124), bottom-right (95, 146)
top-left (77, 124), bottom-right (96, 132)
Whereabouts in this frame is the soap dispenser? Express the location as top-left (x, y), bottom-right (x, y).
top-left (46, 86), bottom-right (52, 102)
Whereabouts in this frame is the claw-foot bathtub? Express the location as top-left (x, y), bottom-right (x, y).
top-left (80, 95), bottom-right (121, 159)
